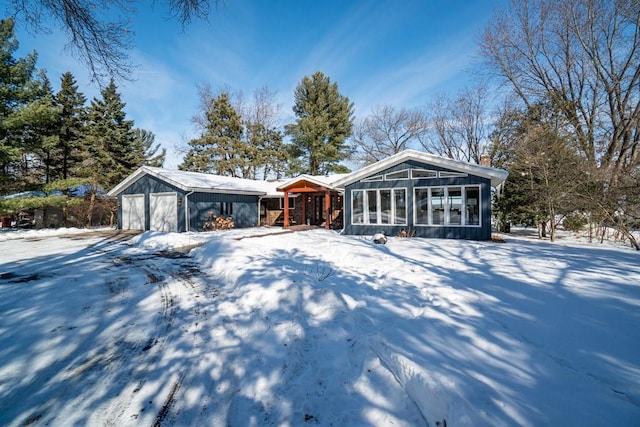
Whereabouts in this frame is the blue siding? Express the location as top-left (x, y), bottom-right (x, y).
top-left (116, 174), bottom-right (259, 232)
top-left (118, 174), bottom-right (186, 231)
top-left (343, 160), bottom-right (493, 240)
top-left (188, 192), bottom-right (258, 231)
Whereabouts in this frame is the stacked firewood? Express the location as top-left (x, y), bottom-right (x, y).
top-left (203, 212), bottom-right (234, 231)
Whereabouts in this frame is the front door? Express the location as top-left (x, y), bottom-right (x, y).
top-left (311, 195), bottom-right (325, 225)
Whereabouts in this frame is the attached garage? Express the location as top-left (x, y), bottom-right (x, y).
top-left (121, 194), bottom-right (145, 230)
top-left (108, 166), bottom-right (278, 232)
top-left (150, 192), bottom-right (177, 232)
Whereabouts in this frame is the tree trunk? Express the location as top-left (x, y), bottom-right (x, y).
top-left (86, 177), bottom-right (98, 227)
top-left (539, 221), bottom-right (547, 239)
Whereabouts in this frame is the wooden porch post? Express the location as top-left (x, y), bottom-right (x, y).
top-left (301, 194), bottom-right (307, 226)
top-left (324, 190), bottom-right (331, 229)
top-left (283, 190), bottom-right (290, 227)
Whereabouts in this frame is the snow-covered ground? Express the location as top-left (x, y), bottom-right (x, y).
top-left (1, 226), bottom-right (639, 426)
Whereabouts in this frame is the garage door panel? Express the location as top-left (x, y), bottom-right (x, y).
top-left (122, 194), bottom-right (145, 230)
top-left (150, 192), bottom-right (177, 232)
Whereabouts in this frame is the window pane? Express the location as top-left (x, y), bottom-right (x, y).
top-left (439, 171), bottom-right (467, 178)
top-left (431, 187), bottom-right (445, 225)
top-left (352, 191), bottom-right (364, 224)
top-left (380, 190), bottom-right (391, 224)
top-left (415, 188), bottom-right (429, 225)
top-left (394, 189), bottom-right (407, 225)
top-left (385, 170), bottom-right (409, 180)
top-left (448, 187), bottom-right (462, 225)
top-left (367, 190), bottom-right (378, 224)
top-left (411, 169), bottom-right (437, 179)
top-left (466, 187), bottom-right (480, 225)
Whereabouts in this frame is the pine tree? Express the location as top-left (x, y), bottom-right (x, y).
top-left (285, 71), bottom-right (354, 175)
top-left (133, 128), bottom-right (166, 167)
top-left (180, 92), bottom-right (247, 177)
top-left (84, 78), bottom-right (137, 188)
top-left (0, 18), bottom-right (48, 193)
top-left (54, 72), bottom-right (87, 180)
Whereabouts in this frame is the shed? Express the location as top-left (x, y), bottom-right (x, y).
top-left (331, 150), bottom-right (508, 240)
top-left (108, 167), bottom-right (284, 232)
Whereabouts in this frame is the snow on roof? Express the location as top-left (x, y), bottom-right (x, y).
top-left (331, 150), bottom-right (509, 188)
top-left (276, 173), bottom-right (351, 191)
top-left (108, 167), bottom-right (286, 197)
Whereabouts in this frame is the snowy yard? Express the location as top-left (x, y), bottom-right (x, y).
top-left (1, 227), bottom-right (639, 426)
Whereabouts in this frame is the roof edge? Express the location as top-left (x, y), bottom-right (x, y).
top-left (332, 150), bottom-right (508, 188)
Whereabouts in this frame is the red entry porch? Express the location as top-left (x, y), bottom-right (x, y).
top-left (277, 178), bottom-right (343, 229)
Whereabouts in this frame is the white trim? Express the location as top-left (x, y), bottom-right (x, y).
top-left (279, 197), bottom-right (295, 210)
top-left (108, 166), bottom-right (268, 197)
top-left (121, 194), bottom-right (145, 230)
top-left (333, 149), bottom-right (508, 188)
top-left (150, 192), bottom-right (178, 232)
top-left (384, 170), bottom-right (409, 181)
top-left (350, 187), bottom-right (407, 226)
top-left (413, 184), bottom-right (482, 228)
top-left (439, 171), bottom-right (468, 178)
top-left (362, 175), bottom-right (383, 182)
top-left (411, 169), bottom-right (438, 179)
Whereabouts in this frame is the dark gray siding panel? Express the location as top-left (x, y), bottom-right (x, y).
top-left (188, 192), bottom-right (259, 231)
top-left (115, 174), bottom-right (259, 232)
top-left (116, 175), bottom-right (186, 231)
top-left (343, 160), bottom-right (494, 240)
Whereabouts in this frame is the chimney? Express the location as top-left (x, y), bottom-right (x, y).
top-left (480, 153), bottom-right (491, 167)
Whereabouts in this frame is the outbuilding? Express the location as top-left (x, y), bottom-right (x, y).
top-left (331, 150), bottom-right (508, 240)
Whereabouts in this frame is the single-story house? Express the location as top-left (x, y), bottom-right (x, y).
top-left (109, 150), bottom-right (507, 239)
top-left (331, 150), bottom-right (508, 240)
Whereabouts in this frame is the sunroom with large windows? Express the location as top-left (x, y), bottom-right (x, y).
top-left (333, 149), bottom-right (508, 240)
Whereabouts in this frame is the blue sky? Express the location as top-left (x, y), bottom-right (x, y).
top-left (12, 0), bottom-right (504, 169)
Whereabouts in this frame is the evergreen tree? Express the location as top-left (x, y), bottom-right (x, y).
top-left (54, 72), bottom-right (87, 180)
top-left (285, 71), bottom-right (354, 175)
top-left (83, 79), bottom-right (137, 188)
top-left (491, 104), bottom-right (590, 240)
top-left (133, 128), bottom-right (166, 167)
top-left (22, 76), bottom-right (62, 185)
top-left (0, 18), bottom-right (47, 193)
top-left (180, 92), bottom-right (247, 177)
top-left (247, 122), bottom-right (287, 179)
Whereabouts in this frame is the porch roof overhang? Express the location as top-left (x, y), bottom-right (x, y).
top-left (276, 174), bottom-right (346, 193)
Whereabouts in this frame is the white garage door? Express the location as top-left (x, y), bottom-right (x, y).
top-left (150, 192), bottom-right (178, 232)
top-left (122, 194), bottom-right (145, 230)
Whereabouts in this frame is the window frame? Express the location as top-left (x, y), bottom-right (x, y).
top-left (384, 170), bottom-right (410, 181)
top-left (279, 196), bottom-right (295, 210)
top-left (350, 187), bottom-right (407, 226)
top-left (411, 169), bottom-right (438, 179)
top-left (413, 185), bottom-right (481, 227)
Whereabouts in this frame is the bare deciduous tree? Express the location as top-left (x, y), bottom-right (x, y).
top-left (420, 86), bottom-right (490, 163)
top-left (480, 0), bottom-right (640, 248)
top-left (352, 104), bottom-right (428, 166)
top-left (6, 0), bottom-right (218, 82)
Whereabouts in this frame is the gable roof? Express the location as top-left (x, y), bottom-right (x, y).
top-left (108, 166), bottom-right (284, 197)
top-left (331, 150), bottom-right (508, 188)
top-left (276, 173), bottom-right (350, 192)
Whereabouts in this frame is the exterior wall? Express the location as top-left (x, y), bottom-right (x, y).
top-left (117, 174), bottom-right (186, 232)
top-left (188, 192), bottom-right (259, 230)
top-left (116, 174), bottom-right (260, 232)
top-left (343, 160), bottom-right (493, 240)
